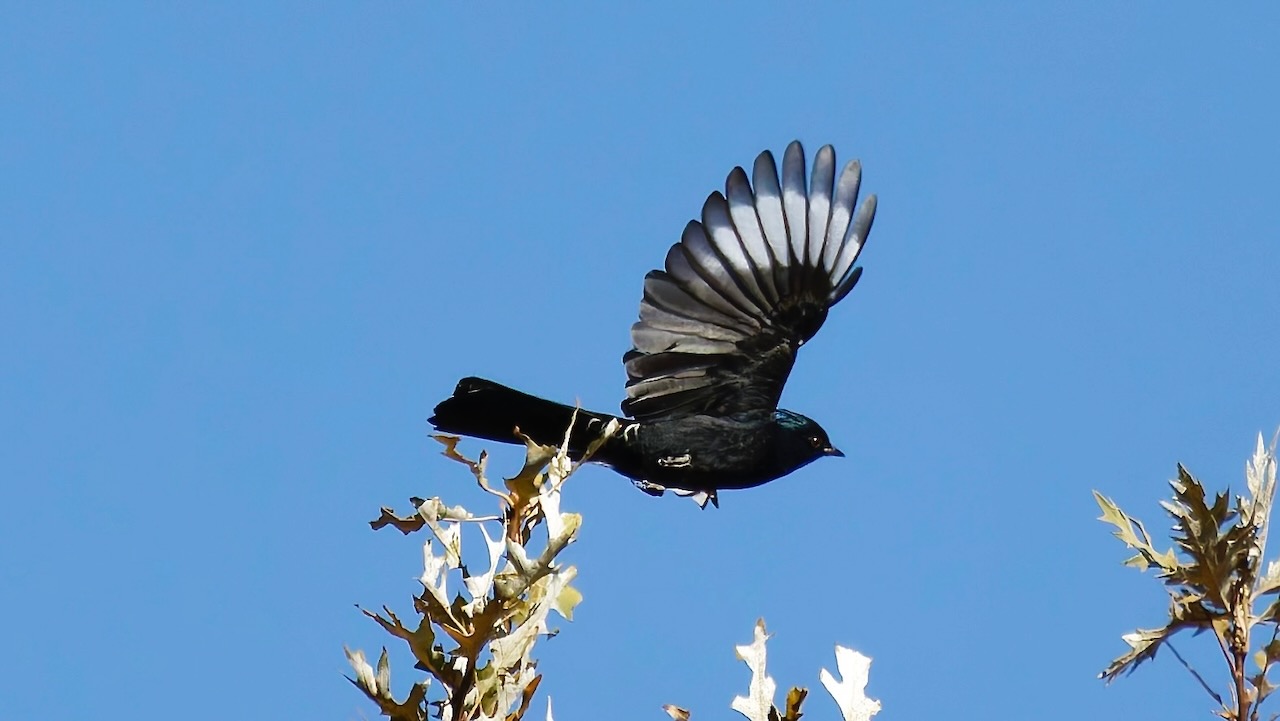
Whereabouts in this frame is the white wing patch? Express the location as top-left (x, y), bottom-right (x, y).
top-left (657, 453), bottom-right (692, 468)
top-left (622, 422), bottom-right (641, 442)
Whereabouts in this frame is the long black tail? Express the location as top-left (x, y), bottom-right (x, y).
top-left (429, 377), bottom-right (622, 457)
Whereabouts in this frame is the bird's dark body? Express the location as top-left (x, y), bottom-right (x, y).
top-left (612, 412), bottom-right (829, 492)
top-left (429, 142), bottom-right (877, 506)
top-left (429, 378), bottom-right (823, 493)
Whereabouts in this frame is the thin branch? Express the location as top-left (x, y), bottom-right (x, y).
top-left (1167, 641), bottom-right (1226, 706)
top-left (1253, 625), bottom-right (1280, 721)
top-left (1237, 644), bottom-right (1252, 721)
top-left (1213, 615), bottom-right (1239, 690)
top-left (1236, 582), bottom-right (1254, 721)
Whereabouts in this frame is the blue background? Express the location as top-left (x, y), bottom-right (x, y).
top-left (3, 3), bottom-right (1279, 719)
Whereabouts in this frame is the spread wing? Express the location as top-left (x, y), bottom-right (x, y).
top-left (622, 141), bottom-right (877, 420)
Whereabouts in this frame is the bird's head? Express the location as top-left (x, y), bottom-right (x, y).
top-left (772, 410), bottom-right (844, 472)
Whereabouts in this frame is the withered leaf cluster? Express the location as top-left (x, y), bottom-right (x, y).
top-left (1097, 434), bottom-right (1280, 721)
top-left (346, 417), bottom-right (616, 721)
top-left (348, 415), bottom-right (880, 720)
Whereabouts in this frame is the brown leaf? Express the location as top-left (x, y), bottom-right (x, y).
top-left (435, 434), bottom-right (498, 496)
top-left (781, 686), bottom-right (809, 721)
top-left (360, 605), bottom-right (454, 684)
top-left (1099, 599), bottom-right (1220, 683)
top-left (344, 648), bottom-right (430, 721)
top-left (506, 433), bottom-right (555, 511)
top-left (506, 674), bottom-right (542, 721)
top-left (1093, 491), bottom-right (1178, 572)
top-left (370, 506), bottom-right (427, 534)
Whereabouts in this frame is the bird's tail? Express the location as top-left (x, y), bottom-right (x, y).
top-left (429, 377), bottom-right (621, 457)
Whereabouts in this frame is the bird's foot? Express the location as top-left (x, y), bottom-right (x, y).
top-left (632, 479), bottom-right (667, 497)
top-left (632, 479), bottom-right (719, 509)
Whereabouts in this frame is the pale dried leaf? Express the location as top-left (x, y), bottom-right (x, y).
top-left (553, 512), bottom-right (582, 550)
top-left (1259, 560), bottom-right (1280, 596)
top-left (376, 648), bottom-right (392, 696)
top-left (1246, 432), bottom-right (1279, 584)
top-left (370, 497), bottom-right (499, 534)
top-left (355, 420), bottom-right (591, 721)
top-left (416, 497), bottom-right (481, 523)
top-left (344, 645), bottom-right (430, 721)
top-left (506, 536), bottom-right (534, 578)
top-left (549, 426), bottom-right (574, 486)
top-left (475, 662), bottom-right (536, 721)
top-left (490, 567), bottom-right (572, 670)
top-left (528, 564), bottom-right (572, 605)
top-left (543, 482), bottom-right (565, 541)
top-left (1247, 433), bottom-right (1277, 506)
top-left (435, 521), bottom-right (463, 569)
top-left (345, 646), bottom-right (380, 697)
top-left (819, 646), bottom-right (880, 721)
top-left (731, 619), bottom-right (777, 721)
top-left (486, 614), bottom-right (542, 671)
top-left (552, 581), bottom-right (583, 621)
top-left (420, 539), bottom-right (449, 605)
top-left (549, 454), bottom-right (573, 488)
top-left (508, 675), bottom-right (542, 721)
top-left (663, 704), bottom-right (692, 720)
top-left (462, 523), bottom-right (506, 607)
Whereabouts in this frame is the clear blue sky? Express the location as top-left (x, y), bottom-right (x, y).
top-left (3, 3), bottom-right (1279, 719)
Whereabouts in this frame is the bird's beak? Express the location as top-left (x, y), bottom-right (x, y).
top-left (825, 446), bottom-right (845, 458)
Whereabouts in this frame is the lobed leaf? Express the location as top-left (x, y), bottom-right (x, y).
top-left (344, 646), bottom-right (430, 721)
top-left (731, 619), bottom-right (778, 721)
top-left (780, 686), bottom-right (808, 721)
top-left (353, 430), bottom-right (589, 720)
top-left (819, 646), bottom-right (880, 721)
top-left (1093, 491), bottom-right (1178, 572)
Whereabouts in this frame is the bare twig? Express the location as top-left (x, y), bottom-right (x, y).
top-left (1168, 641), bottom-right (1226, 706)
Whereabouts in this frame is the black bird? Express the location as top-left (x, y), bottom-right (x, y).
top-left (430, 141), bottom-right (876, 507)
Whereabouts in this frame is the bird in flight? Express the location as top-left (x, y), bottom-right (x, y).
top-left (430, 141), bottom-right (877, 507)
